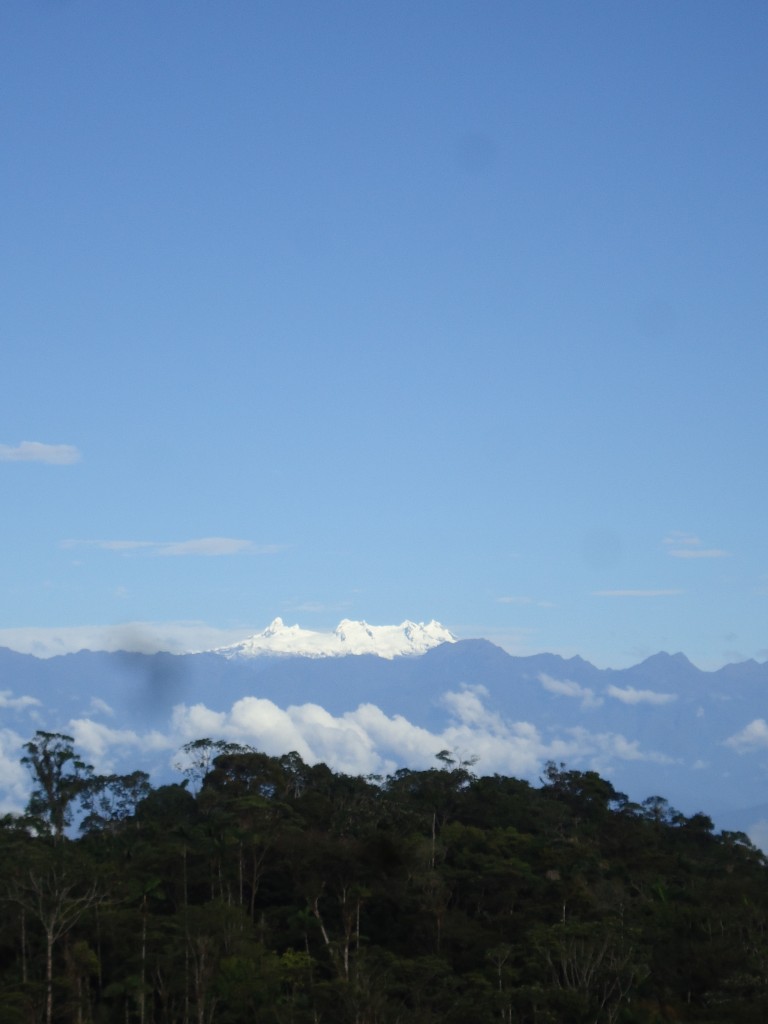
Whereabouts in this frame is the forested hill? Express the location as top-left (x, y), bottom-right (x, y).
top-left (3, 733), bottom-right (768, 1024)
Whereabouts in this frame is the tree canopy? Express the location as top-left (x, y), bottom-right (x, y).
top-left (1, 735), bottom-right (766, 1023)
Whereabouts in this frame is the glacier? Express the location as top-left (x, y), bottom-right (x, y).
top-left (214, 617), bottom-right (457, 660)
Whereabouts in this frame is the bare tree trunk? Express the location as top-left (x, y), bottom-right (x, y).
top-left (238, 842), bottom-right (244, 909)
top-left (139, 895), bottom-right (147, 1024)
top-left (45, 923), bottom-right (55, 1024)
top-left (9, 872), bottom-right (101, 1024)
top-left (182, 847), bottom-right (190, 1024)
top-left (311, 894), bottom-right (332, 951)
top-left (21, 907), bottom-right (27, 985)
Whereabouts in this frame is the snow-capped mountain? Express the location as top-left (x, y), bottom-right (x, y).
top-left (214, 618), bottom-right (456, 660)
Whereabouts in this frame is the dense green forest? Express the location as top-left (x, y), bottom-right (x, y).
top-left (2, 731), bottom-right (767, 1024)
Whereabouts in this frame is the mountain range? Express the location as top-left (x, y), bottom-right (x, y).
top-left (1, 618), bottom-right (767, 845)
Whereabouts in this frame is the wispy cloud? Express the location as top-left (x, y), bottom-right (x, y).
top-left (664, 532), bottom-right (729, 559)
top-left (665, 531), bottom-right (701, 547)
top-left (89, 697), bottom-right (114, 718)
top-left (593, 589), bottom-right (684, 598)
top-left (0, 441), bottom-right (81, 464)
top-left (0, 690), bottom-right (41, 711)
top-left (497, 595), bottom-right (554, 608)
top-left (607, 685), bottom-right (677, 706)
top-left (563, 727), bottom-right (674, 766)
top-left (538, 673), bottom-right (603, 708)
top-left (155, 538), bottom-right (272, 557)
top-left (62, 537), bottom-right (283, 557)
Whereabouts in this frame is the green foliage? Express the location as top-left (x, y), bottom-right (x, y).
top-left (2, 733), bottom-right (768, 1022)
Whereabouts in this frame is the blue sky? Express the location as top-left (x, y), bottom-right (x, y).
top-left (2, 0), bottom-right (767, 668)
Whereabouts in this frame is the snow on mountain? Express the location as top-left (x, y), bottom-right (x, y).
top-left (214, 618), bottom-right (456, 660)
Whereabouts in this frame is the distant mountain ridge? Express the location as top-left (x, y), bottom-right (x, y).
top-left (1, 629), bottom-right (768, 845)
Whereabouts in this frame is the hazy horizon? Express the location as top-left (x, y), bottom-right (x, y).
top-left (0, 616), bottom-right (761, 672)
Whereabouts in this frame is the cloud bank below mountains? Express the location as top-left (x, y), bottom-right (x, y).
top-left (0, 679), bottom-right (675, 815)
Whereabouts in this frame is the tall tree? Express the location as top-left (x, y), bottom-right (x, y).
top-left (21, 732), bottom-right (93, 841)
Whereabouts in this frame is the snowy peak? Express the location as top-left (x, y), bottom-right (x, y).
top-left (215, 618), bottom-right (456, 660)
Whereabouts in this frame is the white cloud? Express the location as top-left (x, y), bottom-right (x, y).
top-left (171, 697), bottom-right (379, 775)
top-left (167, 687), bottom-right (671, 781)
top-left (725, 719), bottom-right (768, 753)
top-left (293, 705), bottom-right (381, 776)
top-left (539, 674), bottom-right (603, 708)
top-left (441, 685), bottom-right (497, 726)
top-left (171, 703), bottom-right (228, 738)
top-left (350, 700), bottom-right (548, 778)
top-left (606, 685), bottom-right (677, 706)
top-left (593, 590), bottom-right (683, 598)
top-left (62, 538), bottom-right (282, 557)
top-left (0, 441), bottom-right (81, 464)
top-left (69, 719), bottom-right (140, 759)
top-left (68, 718), bottom-right (174, 773)
top-left (0, 690), bottom-right (41, 711)
top-left (347, 704), bottom-right (447, 772)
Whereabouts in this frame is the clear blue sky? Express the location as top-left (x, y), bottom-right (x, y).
top-left (2, 0), bottom-right (767, 667)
